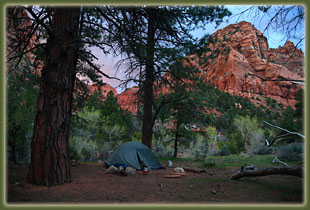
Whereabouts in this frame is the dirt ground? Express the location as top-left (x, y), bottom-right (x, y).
top-left (6, 161), bottom-right (304, 205)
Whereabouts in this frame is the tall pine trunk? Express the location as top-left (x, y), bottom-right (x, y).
top-left (28, 8), bottom-right (80, 186)
top-left (142, 9), bottom-right (155, 149)
top-left (174, 111), bottom-right (180, 158)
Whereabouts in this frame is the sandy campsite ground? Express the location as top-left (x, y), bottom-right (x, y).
top-left (6, 161), bottom-right (304, 205)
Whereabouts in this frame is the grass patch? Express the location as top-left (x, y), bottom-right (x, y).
top-left (202, 161), bottom-right (216, 168)
top-left (205, 154), bottom-right (276, 168)
top-left (159, 154), bottom-right (299, 170)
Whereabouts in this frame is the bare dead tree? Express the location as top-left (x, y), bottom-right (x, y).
top-left (231, 121), bottom-right (304, 180)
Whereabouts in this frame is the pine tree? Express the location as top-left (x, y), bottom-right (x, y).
top-left (99, 6), bottom-right (231, 148)
top-left (7, 6), bottom-right (118, 185)
top-left (27, 8), bottom-right (81, 186)
top-left (165, 60), bottom-right (210, 157)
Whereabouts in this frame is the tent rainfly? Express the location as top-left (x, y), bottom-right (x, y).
top-left (105, 141), bottom-right (164, 170)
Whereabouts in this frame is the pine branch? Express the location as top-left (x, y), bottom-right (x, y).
top-left (78, 53), bottom-right (120, 81)
top-left (25, 6), bottom-right (52, 35)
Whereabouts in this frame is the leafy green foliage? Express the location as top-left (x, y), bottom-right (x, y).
top-left (70, 107), bottom-right (102, 161)
top-left (233, 115), bottom-right (265, 153)
top-left (7, 58), bottom-right (40, 163)
top-left (190, 133), bottom-right (208, 160)
top-left (70, 90), bottom-right (135, 161)
top-left (154, 60), bottom-right (211, 157)
top-left (214, 145), bottom-right (231, 156)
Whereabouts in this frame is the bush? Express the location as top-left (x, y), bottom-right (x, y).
top-left (226, 142), bottom-right (238, 154)
top-left (215, 145), bottom-right (231, 156)
top-left (252, 145), bottom-right (273, 155)
top-left (276, 142), bottom-right (304, 162)
top-left (166, 148), bottom-right (175, 157)
top-left (190, 134), bottom-right (208, 160)
top-left (70, 148), bottom-right (80, 161)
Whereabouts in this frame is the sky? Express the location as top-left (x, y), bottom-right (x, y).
top-left (91, 5), bottom-right (305, 93)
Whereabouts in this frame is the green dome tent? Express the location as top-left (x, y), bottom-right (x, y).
top-left (105, 141), bottom-right (164, 170)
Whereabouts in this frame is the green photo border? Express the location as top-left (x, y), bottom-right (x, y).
top-left (0, 0), bottom-right (308, 209)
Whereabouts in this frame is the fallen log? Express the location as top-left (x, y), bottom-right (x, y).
top-left (183, 167), bottom-right (206, 173)
top-left (231, 166), bottom-right (303, 180)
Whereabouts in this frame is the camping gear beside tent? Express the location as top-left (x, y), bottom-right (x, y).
top-left (163, 174), bottom-right (182, 178)
top-left (105, 141), bottom-right (164, 170)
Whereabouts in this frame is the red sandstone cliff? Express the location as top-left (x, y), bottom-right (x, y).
top-left (113, 21), bottom-right (304, 114)
top-left (189, 21), bottom-right (304, 107)
top-left (88, 83), bottom-right (139, 114)
top-left (89, 21), bottom-right (304, 114)
top-left (88, 83), bottom-right (118, 97)
top-left (6, 7), bottom-right (43, 75)
top-left (117, 86), bottom-right (139, 114)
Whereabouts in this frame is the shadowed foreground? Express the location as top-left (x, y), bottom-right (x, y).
top-left (7, 162), bottom-right (303, 204)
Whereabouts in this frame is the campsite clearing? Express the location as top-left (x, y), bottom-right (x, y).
top-left (7, 161), bottom-right (303, 204)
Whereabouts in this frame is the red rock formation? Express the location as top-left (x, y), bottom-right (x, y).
top-left (88, 83), bottom-right (118, 98)
top-left (6, 7), bottom-right (43, 76)
top-left (114, 22), bottom-right (304, 114)
top-left (97, 21), bottom-right (304, 115)
top-left (193, 21), bottom-right (304, 108)
top-left (117, 86), bottom-right (139, 114)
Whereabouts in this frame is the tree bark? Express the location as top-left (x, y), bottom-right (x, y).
top-left (28, 8), bottom-right (80, 186)
top-left (231, 166), bottom-right (303, 180)
top-left (174, 111), bottom-right (180, 158)
top-left (142, 9), bottom-right (155, 149)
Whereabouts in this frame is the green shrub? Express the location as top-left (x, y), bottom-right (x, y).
top-left (233, 115), bottom-right (265, 153)
top-left (152, 133), bottom-right (173, 157)
top-left (131, 131), bottom-right (142, 142)
top-left (276, 142), bottom-right (304, 162)
top-left (215, 145), bottom-right (231, 156)
top-left (266, 97), bottom-right (271, 106)
top-left (70, 148), bottom-right (80, 161)
top-left (226, 142), bottom-right (238, 154)
top-left (253, 145), bottom-right (273, 155)
top-left (190, 134), bottom-right (209, 160)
